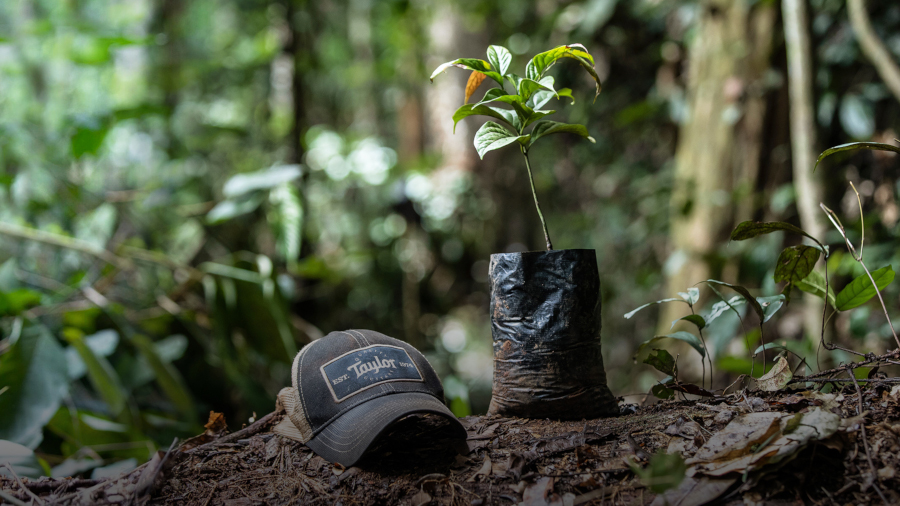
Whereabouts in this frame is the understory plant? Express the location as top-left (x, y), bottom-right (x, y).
top-left (430, 44), bottom-right (602, 250)
top-left (627, 140), bottom-right (900, 399)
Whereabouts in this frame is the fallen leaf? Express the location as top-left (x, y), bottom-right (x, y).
top-left (410, 490), bottom-right (431, 506)
top-left (649, 475), bottom-right (735, 506)
top-left (689, 412), bottom-right (783, 463)
top-left (522, 477), bottom-right (555, 506)
top-left (205, 412), bottom-right (228, 433)
top-left (756, 355), bottom-right (792, 392)
top-left (467, 456), bottom-right (491, 482)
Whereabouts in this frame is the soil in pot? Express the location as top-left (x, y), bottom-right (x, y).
top-left (487, 248), bottom-right (618, 419)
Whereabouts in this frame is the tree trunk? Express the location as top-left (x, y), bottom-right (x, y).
top-left (848, 0), bottom-right (900, 104)
top-left (783, 0), bottom-right (826, 346)
top-left (663, 0), bottom-right (776, 366)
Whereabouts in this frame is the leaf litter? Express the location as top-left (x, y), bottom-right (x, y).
top-left (3, 384), bottom-right (900, 505)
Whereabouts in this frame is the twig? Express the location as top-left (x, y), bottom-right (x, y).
top-left (186, 411), bottom-right (280, 454)
top-left (846, 372), bottom-right (888, 505)
top-left (0, 490), bottom-right (27, 506)
top-left (201, 482), bottom-right (217, 506)
top-left (795, 349), bottom-right (900, 380)
top-left (789, 377), bottom-right (900, 384)
top-left (2, 463), bottom-right (45, 505)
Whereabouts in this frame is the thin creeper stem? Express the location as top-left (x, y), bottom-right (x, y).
top-left (520, 146), bottom-right (553, 251)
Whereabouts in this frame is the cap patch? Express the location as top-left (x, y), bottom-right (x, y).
top-left (320, 345), bottom-right (424, 402)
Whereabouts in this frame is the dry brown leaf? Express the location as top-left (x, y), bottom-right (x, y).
top-left (465, 71), bottom-right (487, 104)
top-left (756, 355), bottom-right (792, 392)
top-left (205, 411), bottom-right (227, 433)
top-left (467, 456), bottom-right (492, 482)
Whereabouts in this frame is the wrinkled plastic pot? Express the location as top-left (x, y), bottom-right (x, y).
top-left (487, 249), bottom-right (618, 419)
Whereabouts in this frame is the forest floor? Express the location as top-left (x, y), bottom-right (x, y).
top-left (3, 382), bottom-right (900, 506)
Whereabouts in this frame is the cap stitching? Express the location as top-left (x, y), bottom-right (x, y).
top-left (310, 388), bottom-right (441, 438)
top-left (312, 399), bottom-right (405, 453)
top-left (348, 329), bottom-right (370, 346)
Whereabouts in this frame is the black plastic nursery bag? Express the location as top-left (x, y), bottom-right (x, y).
top-left (487, 249), bottom-right (618, 419)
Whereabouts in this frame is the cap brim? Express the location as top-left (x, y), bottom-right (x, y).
top-left (305, 392), bottom-right (466, 467)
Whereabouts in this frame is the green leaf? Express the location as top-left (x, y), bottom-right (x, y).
top-left (130, 335), bottom-right (195, 421)
top-left (206, 194), bottom-right (265, 224)
top-left (223, 165), bottom-right (302, 198)
top-left (671, 314), bottom-right (706, 331)
top-left (522, 110), bottom-right (555, 129)
top-left (525, 44), bottom-right (602, 100)
top-left (814, 141), bottom-right (900, 171)
top-left (651, 383), bottom-right (675, 400)
top-left (517, 77), bottom-right (555, 101)
top-left (269, 184), bottom-right (303, 263)
top-left (63, 329), bottom-right (127, 416)
top-left (473, 121), bottom-right (528, 159)
top-left (705, 280), bottom-right (765, 323)
top-left (475, 88), bottom-right (525, 108)
top-left (430, 58), bottom-right (503, 86)
top-left (635, 332), bottom-right (706, 360)
top-left (0, 289), bottom-right (42, 317)
top-left (704, 296), bottom-right (745, 325)
top-left (834, 266), bottom-right (895, 311)
top-left (452, 104), bottom-right (519, 132)
top-left (730, 220), bottom-right (821, 246)
top-left (774, 245), bottom-right (820, 284)
top-left (644, 349), bottom-right (676, 376)
top-left (70, 117), bottom-right (109, 159)
top-left (624, 298), bottom-right (684, 319)
top-left (796, 270), bottom-right (836, 308)
top-left (0, 326), bottom-right (69, 448)
top-left (678, 287), bottom-right (700, 305)
top-left (757, 295), bottom-right (786, 323)
top-left (486, 45), bottom-right (512, 76)
top-left (0, 440), bottom-right (44, 478)
top-left (526, 121), bottom-right (595, 150)
top-left (633, 452), bottom-right (686, 494)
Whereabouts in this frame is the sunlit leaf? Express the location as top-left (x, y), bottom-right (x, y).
top-left (678, 287), bottom-right (700, 305)
top-left (525, 44), bottom-right (602, 100)
top-left (834, 266), bottom-right (895, 311)
top-left (430, 58), bottom-right (503, 86)
top-left (526, 121), bottom-right (595, 150)
top-left (206, 194), bottom-right (265, 224)
top-left (517, 77), bottom-right (555, 101)
top-left (269, 184), bottom-right (303, 263)
top-left (486, 45), bottom-right (512, 76)
top-left (222, 165), bottom-right (302, 198)
top-left (473, 121), bottom-right (528, 159)
top-left (704, 295), bottom-right (745, 325)
top-left (464, 71), bottom-right (487, 104)
top-left (774, 245), bottom-right (820, 284)
top-left (814, 141), bottom-right (900, 171)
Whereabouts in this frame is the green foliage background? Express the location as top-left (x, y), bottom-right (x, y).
top-left (1, 0), bottom-right (900, 478)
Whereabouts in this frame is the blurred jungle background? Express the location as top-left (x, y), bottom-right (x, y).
top-left (2, 0), bottom-right (900, 479)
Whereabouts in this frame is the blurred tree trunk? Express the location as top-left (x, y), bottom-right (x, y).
top-left (783, 0), bottom-right (826, 345)
top-left (663, 1), bottom-right (776, 342)
top-left (848, 0), bottom-right (900, 103)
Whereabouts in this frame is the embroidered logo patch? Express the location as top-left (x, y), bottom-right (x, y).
top-left (320, 345), bottom-right (424, 402)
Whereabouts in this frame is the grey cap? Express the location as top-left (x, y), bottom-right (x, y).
top-left (277, 329), bottom-right (466, 466)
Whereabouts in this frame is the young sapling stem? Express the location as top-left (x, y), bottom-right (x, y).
top-left (521, 146), bottom-right (553, 251)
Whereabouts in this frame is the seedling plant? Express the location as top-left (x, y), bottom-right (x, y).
top-left (627, 140), bottom-right (900, 399)
top-left (430, 44), bottom-right (602, 251)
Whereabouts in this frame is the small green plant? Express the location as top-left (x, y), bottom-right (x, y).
top-left (430, 44), bottom-right (602, 250)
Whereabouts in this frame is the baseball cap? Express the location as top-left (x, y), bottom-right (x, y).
top-left (275, 329), bottom-right (466, 467)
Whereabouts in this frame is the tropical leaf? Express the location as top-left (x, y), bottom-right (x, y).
top-left (774, 245), bottom-right (820, 284)
top-left (795, 270), bottom-right (836, 308)
top-left (222, 165), bottom-right (302, 198)
top-left (525, 44), bottom-right (602, 100)
top-left (452, 104), bottom-right (519, 133)
top-left (130, 334), bottom-right (194, 421)
top-left (678, 287), bottom-right (700, 305)
top-left (64, 329), bottom-right (127, 416)
top-left (814, 141), bottom-right (900, 171)
top-left (486, 45), bottom-right (512, 76)
top-left (635, 331), bottom-right (706, 360)
top-left (757, 295), bottom-right (786, 323)
top-left (517, 77), bottom-right (555, 101)
top-left (834, 266), bottom-right (895, 311)
top-left (269, 184), bottom-right (303, 263)
top-left (526, 121), bottom-right (595, 149)
top-left (624, 297), bottom-right (684, 319)
top-left (730, 220), bottom-right (821, 247)
top-left (472, 121), bottom-right (528, 159)
top-left (464, 71), bottom-right (487, 104)
top-left (705, 280), bottom-right (765, 323)
top-left (430, 58), bottom-right (503, 86)
top-left (704, 295), bottom-right (745, 326)
top-left (671, 314), bottom-right (706, 331)
top-left (644, 349), bottom-right (677, 376)
top-left (0, 326), bottom-right (69, 448)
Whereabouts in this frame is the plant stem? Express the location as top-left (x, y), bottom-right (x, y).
top-left (520, 147), bottom-right (553, 251)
